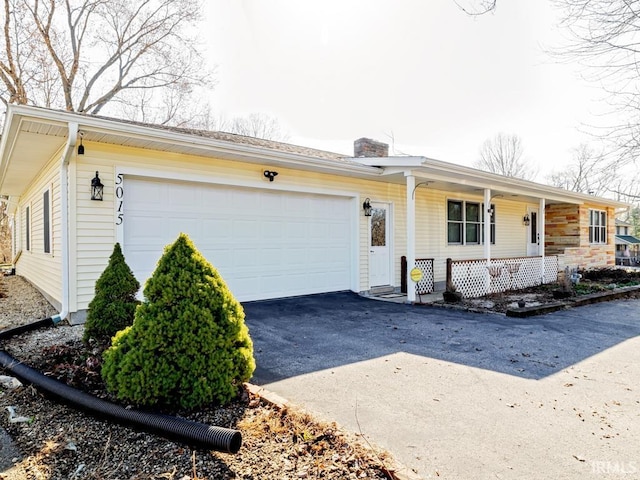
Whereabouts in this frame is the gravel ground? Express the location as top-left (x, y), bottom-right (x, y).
top-left (0, 276), bottom-right (397, 480)
top-left (0, 276), bottom-right (57, 330)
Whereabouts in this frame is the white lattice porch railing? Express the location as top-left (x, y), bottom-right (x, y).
top-left (415, 258), bottom-right (434, 294)
top-left (448, 256), bottom-right (559, 298)
top-left (401, 256), bottom-right (435, 295)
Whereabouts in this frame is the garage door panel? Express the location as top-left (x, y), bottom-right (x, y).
top-left (127, 179), bottom-right (162, 204)
top-left (125, 216), bottom-right (162, 245)
top-left (124, 179), bottom-right (353, 301)
top-left (172, 217), bottom-right (200, 236)
top-left (169, 184), bottom-right (199, 208)
top-left (231, 219), bottom-right (258, 239)
top-left (231, 189), bottom-right (258, 208)
top-left (260, 248), bottom-right (283, 267)
top-left (286, 222), bottom-right (308, 238)
top-left (230, 276), bottom-right (260, 296)
top-left (200, 218), bottom-right (229, 238)
top-left (261, 192), bottom-right (284, 211)
top-left (124, 247), bottom-right (159, 286)
top-left (201, 185), bottom-right (227, 203)
top-left (261, 220), bottom-right (283, 240)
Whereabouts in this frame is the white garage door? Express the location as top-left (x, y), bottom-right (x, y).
top-left (122, 177), bottom-right (354, 302)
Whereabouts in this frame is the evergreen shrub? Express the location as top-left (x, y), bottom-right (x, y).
top-left (83, 243), bottom-right (140, 345)
top-left (101, 233), bottom-right (255, 409)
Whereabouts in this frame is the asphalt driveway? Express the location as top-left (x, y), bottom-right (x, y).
top-left (243, 292), bottom-right (640, 479)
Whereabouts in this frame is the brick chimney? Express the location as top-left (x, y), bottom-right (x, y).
top-left (354, 138), bottom-right (389, 157)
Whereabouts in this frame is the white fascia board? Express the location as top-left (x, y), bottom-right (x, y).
top-left (349, 154), bottom-right (628, 208)
top-left (6, 105), bottom-right (383, 179)
top-left (0, 108), bottom-right (22, 192)
top-left (408, 168), bottom-right (575, 203)
top-left (410, 162), bottom-right (629, 208)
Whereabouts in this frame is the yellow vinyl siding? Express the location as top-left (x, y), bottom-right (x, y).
top-left (356, 183), bottom-right (406, 292)
top-left (74, 161), bottom-right (118, 309)
top-left (15, 155), bottom-right (62, 308)
top-left (73, 142), bottom-right (409, 309)
top-left (414, 188), bottom-right (536, 286)
top-left (70, 141), bottom-right (569, 310)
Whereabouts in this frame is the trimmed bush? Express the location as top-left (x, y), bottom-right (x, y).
top-left (101, 233), bottom-right (255, 409)
top-left (83, 243), bottom-right (140, 345)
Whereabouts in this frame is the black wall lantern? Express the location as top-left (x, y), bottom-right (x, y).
top-left (91, 171), bottom-right (104, 201)
top-left (363, 197), bottom-right (372, 217)
top-left (523, 213), bottom-right (530, 226)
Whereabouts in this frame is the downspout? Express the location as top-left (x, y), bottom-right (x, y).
top-left (51, 123), bottom-right (78, 324)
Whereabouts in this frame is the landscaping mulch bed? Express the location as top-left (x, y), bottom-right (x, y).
top-left (0, 276), bottom-right (396, 480)
top-left (435, 267), bottom-right (640, 314)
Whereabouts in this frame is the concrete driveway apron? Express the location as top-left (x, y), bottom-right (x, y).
top-left (243, 292), bottom-right (640, 480)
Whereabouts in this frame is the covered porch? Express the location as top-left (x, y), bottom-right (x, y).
top-left (353, 153), bottom-right (626, 302)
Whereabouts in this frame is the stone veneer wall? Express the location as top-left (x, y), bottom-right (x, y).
top-left (545, 203), bottom-right (615, 270)
top-left (545, 204), bottom-right (581, 255)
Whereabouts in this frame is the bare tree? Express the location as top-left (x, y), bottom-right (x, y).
top-left (546, 142), bottom-right (640, 205)
top-left (114, 79), bottom-right (217, 127)
top-left (0, 0), bottom-right (212, 123)
top-left (188, 111), bottom-right (290, 142)
top-left (551, 0), bottom-right (640, 164)
top-left (474, 133), bottom-right (537, 180)
top-left (546, 144), bottom-right (610, 195)
top-left (454, 0), bottom-right (497, 15)
top-left (220, 113), bottom-right (290, 142)
top-left (0, 199), bottom-right (10, 263)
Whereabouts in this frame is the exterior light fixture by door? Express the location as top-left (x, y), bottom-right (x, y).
top-left (362, 198), bottom-right (372, 217)
top-left (523, 213), bottom-right (530, 226)
top-left (263, 170), bottom-right (278, 181)
top-left (91, 171), bottom-right (104, 201)
top-left (78, 131), bottom-right (85, 155)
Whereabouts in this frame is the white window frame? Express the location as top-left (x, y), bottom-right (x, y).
top-left (589, 209), bottom-right (607, 244)
top-left (447, 199), bottom-right (495, 245)
top-left (25, 203), bottom-right (31, 252)
top-left (43, 187), bottom-right (52, 254)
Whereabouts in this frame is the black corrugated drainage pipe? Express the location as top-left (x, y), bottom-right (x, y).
top-left (0, 320), bottom-right (242, 454)
top-left (0, 317), bottom-right (57, 341)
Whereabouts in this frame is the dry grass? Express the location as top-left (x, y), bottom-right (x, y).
top-left (237, 402), bottom-right (395, 479)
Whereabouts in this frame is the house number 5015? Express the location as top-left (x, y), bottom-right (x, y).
top-left (115, 174), bottom-right (124, 225)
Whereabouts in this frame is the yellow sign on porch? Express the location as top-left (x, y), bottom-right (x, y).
top-left (410, 267), bottom-right (423, 282)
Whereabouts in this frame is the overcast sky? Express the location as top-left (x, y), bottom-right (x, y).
top-left (202, 0), bottom-right (609, 179)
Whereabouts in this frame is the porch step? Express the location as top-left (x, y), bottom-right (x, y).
top-left (370, 285), bottom-right (394, 295)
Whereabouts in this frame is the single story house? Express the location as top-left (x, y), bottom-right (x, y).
top-left (615, 220), bottom-right (640, 265)
top-left (0, 105), bottom-right (627, 322)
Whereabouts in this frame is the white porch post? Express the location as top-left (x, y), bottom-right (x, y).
top-left (406, 173), bottom-right (416, 303)
top-left (484, 188), bottom-right (491, 294)
top-left (539, 197), bottom-right (546, 283)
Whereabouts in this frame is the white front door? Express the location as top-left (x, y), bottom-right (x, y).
top-left (526, 208), bottom-right (540, 256)
top-left (369, 203), bottom-right (391, 287)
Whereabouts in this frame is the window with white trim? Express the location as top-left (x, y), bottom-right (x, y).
top-left (43, 189), bottom-right (51, 254)
top-left (25, 205), bottom-right (30, 251)
top-left (589, 209), bottom-right (607, 244)
top-left (447, 200), bottom-right (495, 245)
